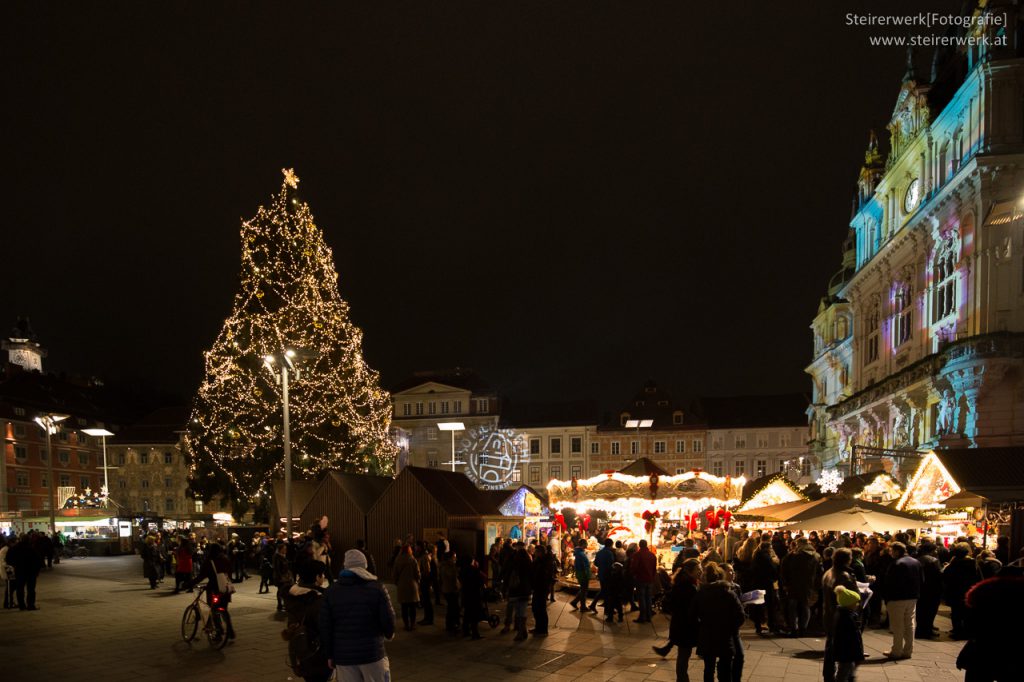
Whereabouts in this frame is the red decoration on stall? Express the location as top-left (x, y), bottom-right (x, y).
top-left (649, 473), bottom-right (660, 501)
top-left (687, 511), bottom-right (698, 531)
top-left (706, 508), bottom-right (720, 529)
top-left (642, 510), bottom-right (661, 534)
top-left (717, 508), bottom-right (732, 530)
top-left (578, 513), bottom-right (591, 532)
top-left (553, 514), bottom-right (567, 533)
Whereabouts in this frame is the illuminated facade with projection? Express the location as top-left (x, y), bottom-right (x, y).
top-left (808, 8), bottom-right (1024, 476)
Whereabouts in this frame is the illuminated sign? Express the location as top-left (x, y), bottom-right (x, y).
top-left (461, 426), bottom-right (529, 489)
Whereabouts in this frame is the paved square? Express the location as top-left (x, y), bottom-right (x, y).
top-left (0, 557), bottom-right (967, 681)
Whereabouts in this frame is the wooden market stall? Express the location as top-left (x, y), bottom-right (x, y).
top-left (298, 471), bottom-right (391, 548)
top-left (737, 473), bottom-right (807, 513)
top-left (838, 470), bottom-right (904, 505)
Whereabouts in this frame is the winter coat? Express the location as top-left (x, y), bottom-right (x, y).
top-left (392, 552), bottom-right (421, 604)
top-left (503, 550), bottom-right (533, 599)
top-left (884, 555), bottom-right (922, 602)
top-left (822, 567), bottom-right (857, 635)
top-left (917, 553), bottom-right (943, 601)
top-left (832, 607), bottom-right (864, 663)
top-left (285, 583), bottom-right (324, 630)
top-left (749, 546), bottom-right (779, 590)
top-left (175, 545), bottom-right (193, 574)
top-left (459, 563), bottom-right (486, 621)
top-left (667, 576), bottom-right (699, 648)
top-left (779, 546), bottom-right (821, 599)
top-left (630, 546), bottom-right (657, 585)
top-left (593, 546), bottom-right (614, 582)
top-left (530, 552), bottom-right (556, 594)
top-left (943, 556), bottom-right (981, 606)
top-left (573, 547), bottom-right (591, 584)
top-left (319, 572), bottom-right (395, 667)
top-left (141, 544), bottom-right (160, 579)
top-left (439, 557), bottom-right (460, 594)
top-left (693, 581), bottom-right (744, 657)
top-left (956, 576), bottom-right (1024, 680)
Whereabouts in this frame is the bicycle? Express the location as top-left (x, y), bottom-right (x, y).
top-left (181, 585), bottom-right (233, 650)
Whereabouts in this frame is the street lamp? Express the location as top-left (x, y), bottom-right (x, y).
top-left (82, 428), bottom-right (115, 507)
top-left (263, 348), bottom-right (317, 540)
top-left (437, 422), bottom-right (466, 472)
top-left (35, 413), bottom-right (69, 535)
top-left (624, 419), bottom-right (653, 459)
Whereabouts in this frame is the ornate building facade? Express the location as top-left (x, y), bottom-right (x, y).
top-left (809, 5), bottom-right (1024, 476)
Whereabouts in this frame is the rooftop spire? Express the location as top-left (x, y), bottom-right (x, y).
top-left (902, 47), bottom-right (917, 83)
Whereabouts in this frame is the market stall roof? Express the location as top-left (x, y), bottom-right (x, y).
top-left (899, 447), bottom-right (1024, 510)
top-left (271, 479), bottom-right (320, 521)
top-left (942, 489), bottom-right (990, 508)
top-left (318, 471), bottom-right (392, 515)
top-left (734, 499), bottom-right (810, 522)
top-left (738, 473), bottom-right (806, 512)
top-left (777, 497), bottom-right (925, 533)
top-left (399, 466), bottom-right (500, 516)
top-left (618, 457), bottom-right (669, 476)
top-left (477, 485), bottom-right (550, 517)
top-left (838, 470), bottom-right (903, 502)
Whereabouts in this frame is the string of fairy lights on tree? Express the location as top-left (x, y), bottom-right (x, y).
top-left (186, 169), bottom-right (397, 503)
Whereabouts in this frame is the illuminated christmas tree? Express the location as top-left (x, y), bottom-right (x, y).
top-left (186, 169), bottom-right (396, 506)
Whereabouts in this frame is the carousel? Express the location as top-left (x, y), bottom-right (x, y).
top-left (547, 468), bottom-right (746, 577)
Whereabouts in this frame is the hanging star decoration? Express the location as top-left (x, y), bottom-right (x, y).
top-left (282, 167), bottom-right (300, 189)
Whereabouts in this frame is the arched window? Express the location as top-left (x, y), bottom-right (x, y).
top-left (864, 303), bottom-right (880, 366)
top-left (893, 283), bottom-right (913, 348)
top-left (933, 241), bottom-right (958, 322)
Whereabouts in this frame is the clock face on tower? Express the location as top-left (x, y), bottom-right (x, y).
top-left (904, 178), bottom-right (921, 213)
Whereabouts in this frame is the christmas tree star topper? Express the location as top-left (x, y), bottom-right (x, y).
top-left (282, 167), bottom-right (300, 189)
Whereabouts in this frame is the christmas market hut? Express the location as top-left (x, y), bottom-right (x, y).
top-left (366, 466), bottom-right (496, 573)
top-left (838, 470), bottom-right (904, 505)
top-left (270, 478), bottom-right (319, 535)
top-left (297, 471), bottom-right (391, 548)
top-left (896, 448), bottom-right (1024, 548)
top-left (737, 473), bottom-right (807, 513)
top-left (477, 484), bottom-right (550, 549)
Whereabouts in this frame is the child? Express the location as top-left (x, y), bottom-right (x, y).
top-left (604, 561), bottom-right (625, 622)
top-left (832, 586), bottom-right (863, 682)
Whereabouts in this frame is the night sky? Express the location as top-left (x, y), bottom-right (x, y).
top-left (2, 1), bottom-right (962, 412)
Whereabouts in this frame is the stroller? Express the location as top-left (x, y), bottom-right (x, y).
top-left (653, 567), bottom-right (674, 614)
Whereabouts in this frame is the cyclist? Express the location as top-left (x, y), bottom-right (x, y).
top-left (192, 543), bottom-right (236, 642)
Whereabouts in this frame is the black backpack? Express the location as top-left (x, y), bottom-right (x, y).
top-left (284, 621), bottom-right (329, 678)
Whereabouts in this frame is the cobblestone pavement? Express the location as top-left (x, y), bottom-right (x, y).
top-left (0, 556), bottom-right (967, 682)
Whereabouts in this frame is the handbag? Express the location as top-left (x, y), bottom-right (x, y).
top-left (215, 570), bottom-right (232, 594)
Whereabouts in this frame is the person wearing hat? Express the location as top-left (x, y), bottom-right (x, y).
top-left (832, 586), bottom-right (863, 682)
top-left (319, 549), bottom-right (395, 681)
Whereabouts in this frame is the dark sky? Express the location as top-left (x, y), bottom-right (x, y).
top-left (2, 1), bottom-right (962, 411)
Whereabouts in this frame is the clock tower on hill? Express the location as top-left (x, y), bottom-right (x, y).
top-left (3, 317), bottom-right (46, 372)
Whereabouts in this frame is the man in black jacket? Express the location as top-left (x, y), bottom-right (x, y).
top-left (779, 537), bottom-right (821, 637)
top-left (8, 533), bottom-right (44, 610)
top-left (914, 541), bottom-right (942, 639)
top-left (883, 541), bottom-right (921, 660)
top-left (319, 549), bottom-right (395, 680)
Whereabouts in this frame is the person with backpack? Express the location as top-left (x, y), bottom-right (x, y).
top-left (319, 550), bottom-right (396, 681)
top-left (283, 561), bottom-right (331, 682)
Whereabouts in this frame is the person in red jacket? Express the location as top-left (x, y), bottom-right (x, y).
top-left (630, 539), bottom-right (658, 623)
top-left (173, 537), bottom-right (194, 594)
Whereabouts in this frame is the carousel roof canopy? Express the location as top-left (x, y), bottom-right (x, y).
top-left (618, 457), bottom-right (669, 477)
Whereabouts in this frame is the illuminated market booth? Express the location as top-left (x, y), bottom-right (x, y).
top-left (737, 473), bottom-right (807, 514)
top-left (896, 448), bottom-right (1024, 549)
top-left (839, 470), bottom-right (904, 505)
top-left (480, 485), bottom-right (550, 550)
top-left (547, 462), bottom-right (745, 571)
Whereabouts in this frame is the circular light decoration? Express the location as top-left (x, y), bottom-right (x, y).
top-left (817, 468), bottom-right (844, 494)
top-left (460, 425), bottom-right (529, 490)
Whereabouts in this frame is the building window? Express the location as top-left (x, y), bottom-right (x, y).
top-left (15, 445), bottom-right (27, 462)
top-left (529, 438), bottom-right (541, 456)
top-left (41, 474), bottom-right (48, 488)
top-left (570, 437), bottom-right (582, 455)
top-left (756, 435), bottom-right (769, 448)
top-left (58, 430), bottom-right (69, 442)
top-left (630, 441), bottom-right (640, 455)
top-left (141, 479), bottom-right (150, 489)
top-left (415, 402), bottom-right (424, 416)
top-left (428, 402), bottom-right (437, 415)
top-left (934, 247), bottom-right (957, 321)
top-left (550, 464), bottom-right (562, 479)
top-left (80, 476), bottom-right (90, 489)
top-left (426, 428), bottom-right (438, 441)
top-left (59, 451), bottom-right (70, 465)
top-left (117, 452), bottom-right (125, 466)
top-left (755, 459), bottom-right (767, 477)
top-left (428, 459), bottom-right (439, 469)
top-left (570, 464), bottom-right (582, 478)
top-left (164, 452), bottom-right (173, 464)
top-left (194, 500), bottom-right (204, 513)
top-left (675, 440), bottom-right (685, 454)
top-left (672, 411), bottom-right (684, 425)
top-left (590, 442), bottom-right (600, 455)
top-left (801, 459), bottom-right (812, 477)
top-left (779, 434), bottom-right (790, 448)
top-left (893, 283), bottom-right (912, 348)
top-left (734, 435), bottom-right (746, 448)
top-left (118, 479), bottom-right (126, 489)
top-left (676, 468), bottom-right (686, 474)
top-left (78, 452), bottom-right (89, 466)
top-left (16, 470), bottom-right (29, 487)
top-left (865, 304), bottom-right (880, 365)
top-left (40, 448), bottom-right (48, 462)
top-left (734, 460), bottom-right (745, 476)
top-left (510, 469), bottom-right (522, 482)
top-left (60, 474), bottom-right (71, 487)
top-left (402, 403), bottom-right (411, 416)
top-left (164, 477), bottom-right (173, 488)
top-left (712, 461), bottom-right (723, 477)
top-left (476, 398), bottom-right (489, 413)
top-left (139, 451), bottom-right (149, 465)
top-left (18, 498), bottom-right (31, 511)
top-left (712, 437), bottom-right (722, 449)
top-left (79, 433), bottom-right (89, 446)
top-left (611, 441), bottom-right (621, 456)
top-left (440, 401), bottom-right (449, 414)
top-left (13, 407), bottom-right (25, 416)
top-left (529, 465), bottom-right (540, 483)
top-left (654, 441), bottom-right (666, 454)
top-left (14, 423), bottom-right (26, 437)
top-left (692, 440), bottom-right (702, 453)
top-left (549, 437), bottom-right (562, 456)
top-left (453, 400), bottom-right (463, 414)
top-left (165, 498), bottom-right (175, 512)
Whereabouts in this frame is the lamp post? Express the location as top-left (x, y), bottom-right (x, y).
top-left (437, 422), bottom-right (466, 472)
top-left (82, 428), bottom-right (115, 507)
top-left (264, 348), bottom-right (316, 540)
top-left (34, 413), bottom-right (69, 535)
top-left (624, 419), bottom-right (653, 459)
